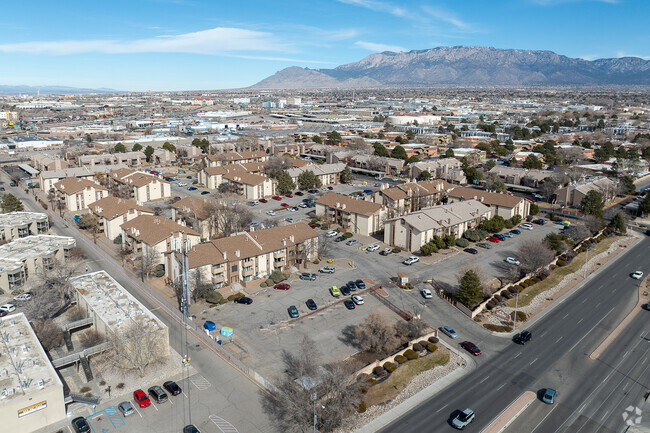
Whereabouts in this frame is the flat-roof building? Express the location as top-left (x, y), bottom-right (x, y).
top-left (0, 211), bottom-right (49, 242)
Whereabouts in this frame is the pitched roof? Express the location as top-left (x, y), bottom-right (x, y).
top-left (170, 196), bottom-right (214, 220)
top-left (316, 192), bottom-right (382, 216)
top-left (286, 163), bottom-right (346, 178)
top-left (54, 178), bottom-right (106, 195)
top-left (120, 215), bottom-right (199, 246)
top-left (448, 186), bottom-right (524, 208)
top-left (90, 196), bottom-right (153, 220)
top-left (396, 200), bottom-right (491, 232)
top-left (223, 171), bottom-right (269, 186)
top-left (110, 168), bottom-right (167, 187)
top-left (381, 179), bottom-right (453, 201)
top-left (206, 151), bottom-right (267, 162)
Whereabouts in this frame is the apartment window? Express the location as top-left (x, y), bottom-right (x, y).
top-left (243, 266), bottom-right (253, 272)
top-left (243, 257), bottom-right (252, 263)
top-left (231, 265), bottom-right (238, 272)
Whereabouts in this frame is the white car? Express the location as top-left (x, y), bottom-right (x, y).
top-left (177, 182), bottom-right (187, 187)
top-left (421, 288), bottom-right (433, 299)
top-left (403, 256), bottom-right (419, 265)
top-left (366, 244), bottom-right (380, 252)
top-left (266, 211), bottom-right (276, 216)
top-left (249, 201), bottom-right (259, 206)
top-left (288, 207), bottom-right (298, 212)
top-left (0, 303), bottom-right (16, 313)
top-left (351, 295), bottom-right (364, 305)
top-left (380, 248), bottom-right (392, 256)
top-left (13, 293), bottom-right (32, 302)
top-left (519, 223), bottom-right (533, 230)
top-left (505, 257), bottom-right (521, 266)
top-left (325, 230), bottom-right (338, 238)
top-left (284, 217), bottom-right (295, 223)
top-left (319, 266), bottom-right (335, 274)
top-left (631, 271), bottom-right (644, 280)
top-left (299, 203), bottom-right (308, 208)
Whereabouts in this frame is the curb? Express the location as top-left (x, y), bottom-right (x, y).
top-left (480, 391), bottom-right (537, 433)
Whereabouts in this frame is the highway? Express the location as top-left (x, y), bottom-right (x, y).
top-left (378, 235), bottom-right (649, 433)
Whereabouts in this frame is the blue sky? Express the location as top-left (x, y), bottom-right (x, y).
top-left (0, 0), bottom-right (647, 91)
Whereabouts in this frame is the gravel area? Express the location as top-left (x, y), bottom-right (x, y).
top-left (334, 350), bottom-right (462, 433)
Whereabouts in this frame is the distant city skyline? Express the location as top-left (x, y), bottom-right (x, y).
top-left (0, 0), bottom-right (647, 91)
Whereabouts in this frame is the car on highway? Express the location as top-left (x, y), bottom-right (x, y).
top-left (300, 273), bottom-right (317, 281)
top-left (340, 285), bottom-right (351, 296)
top-left (513, 330), bottom-right (532, 345)
top-left (542, 388), bottom-right (557, 404)
top-left (403, 256), bottom-right (419, 265)
top-left (346, 239), bottom-right (359, 246)
top-left (148, 386), bottom-right (168, 403)
top-left (460, 341), bottom-right (481, 356)
top-left (631, 271), bottom-right (644, 280)
top-left (421, 288), bottom-right (433, 299)
top-left (72, 417), bottom-right (92, 433)
top-left (325, 230), bottom-right (338, 237)
top-left (366, 244), bottom-right (380, 252)
top-left (0, 304), bottom-right (16, 313)
top-left (380, 247), bottom-right (392, 255)
top-left (477, 242), bottom-right (491, 249)
top-left (355, 279), bottom-right (366, 289)
top-left (134, 389), bottom-right (151, 408)
top-left (352, 295), bottom-right (364, 305)
top-left (343, 299), bottom-right (356, 310)
top-left (319, 266), bottom-right (335, 274)
top-left (520, 223), bottom-right (533, 230)
top-left (330, 286), bottom-right (341, 297)
top-left (233, 296), bottom-right (253, 304)
top-left (274, 283), bottom-right (290, 290)
top-left (451, 408), bottom-right (475, 430)
top-left (117, 401), bottom-right (134, 417)
top-left (306, 299), bottom-right (318, 310)
top-left (440, 326), bottom-right (458, 339)
top-left (187, 186), bottom-right (197, 191)
top-left (510, 229), bottom-right (521, 235)
top-left (335, 236), bottom-right (346, 242)
top-left (487, 236), bottom-right (500, 243)
top-left (288, 305), bottom-right (299, 318)
top-left (464, 248), bottom-right (478, 254)
top-left (505, 257), bottom-right (521, 265)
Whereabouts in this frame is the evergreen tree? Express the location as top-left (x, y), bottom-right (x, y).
top-left (457, 270), bottom-right (483, 307)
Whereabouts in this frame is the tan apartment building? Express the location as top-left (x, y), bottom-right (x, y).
top-left (79, 151), bottom-right (146, 167)
top-left (110, 168), bottom-right (171, 205)
top-left (39, 165), bottom-right (127, 192)
top-left (384, 200), bottom-right (492, 251)
top-left (370, 179), bottom-right (454, 216)
top-left (170, 196), bottom-right (215, 240)
top-left (204, 150), bottom-right (269, 167)
top-left (286, 163), bottom-right (346, 187)
top-left (89, 196), bottom-right (154, 242)
top-left (315, 192), bottom-right (385, 236)
top-left (31, 154), bottom-right (70, 172)
top-left (166, 223), bottom-right (318, 289)
top-left (54, 178), bottom-right (109, 212)
top-left (223, 171), bottom-right (275, 200)
top-left (447, 186), bottom-right (531, 220)
top-left (556, 177), bottom-right (618, 208)
top-left (0, 211), bottom-right (49, 241)
top-left (409, 158), bottom-right (467, 184)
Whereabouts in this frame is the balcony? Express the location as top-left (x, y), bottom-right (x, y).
top-left (212, 273), bottom-right (225, 284)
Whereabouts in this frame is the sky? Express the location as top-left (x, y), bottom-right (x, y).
top-left (0, 0), bottom-right (647, 91)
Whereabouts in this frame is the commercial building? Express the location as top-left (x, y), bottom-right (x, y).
top-left (315, 193), bottom-right (385, 236)
top-left (89, 196), bottom-right (154, 242)
top-left (0, 136), bottom-right (64, 151)
top-left (54, 178), bottom-right (109, 212)
top-left (0, 211), bottom-right (49, 241)
top-left (0, 313), bottom-right (66, 432)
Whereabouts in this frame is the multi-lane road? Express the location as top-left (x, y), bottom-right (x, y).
top-left (379, 235), bottom-right (649, 433)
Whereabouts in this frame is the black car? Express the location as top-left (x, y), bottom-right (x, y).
top-left (163, 380), bottom-right (182, 396)
top-left (335, 236), bottom-right (346, 242)
top-left (183, 426), bottom-right (201, 433)
top-left (308, 189), bottom-right (319, 193)
top-left (295, 191), bottom-right (304, 196)
top-left (514, 330), bottom-right (532, 345)
top-left (300, 273), bottom-right (317, 281)
top-left (340, 285), bottom-right (351, 296)
top-left (355, 279), bottom-right (366, 289)
top-left (534, 218), bottom-right (547, 225)
top-left (306, 299), bottom-right (318, 310)
top-left (464, 248), bottom-right (478, 254)
top-left (234, 296), bottom-right (253, 304)
top-left (344, 299), bottom-right (356, 310)
top-left (493, 233), bottom-right (506, 241)
top-left (347, 281), bottom-right (357, 292)
top-left (72, 417), bottom-right (91, 433)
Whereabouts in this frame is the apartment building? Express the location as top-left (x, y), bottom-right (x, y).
top-left (556, 177), bottom-right (618, 207)
top-left (31, 154), bottom-right (70, 172)
top-left (153, 148), bottom-right (176, 165)
top-left (110, 168), bottom-right (171, 205)
top-left (79, 151), bottom-right (146, 167)
top-left (223, 171), bottom-right (275, 200)
top-left (166, 223), bottom-right (318, 289)
top-left (54, 178), bottom-right (109, 212)
top-left (204, 151), bottom-right (269, 167)
top-left (410, 158), bottom-right (467, 184)
top-left (170, 196), bottom-right (214, 240)
top-left (384, 200), bottom-right (492, 251)
top-left (0, 212), bottom-right (49, 241)
top-left (488, 166), bottom-right (557, 188)
top-left (89, 196), bottom-right (154, 242)
top-left (315, 193), bottom-right (386, 236)
top-left (286, 163), bottom-right (346, 187)
top-left (370, 179), bottom-right (454, 216)
top-left (447, 186), bottom-right (531, 219)
top-left (39, 165), bottom-right (127, 192)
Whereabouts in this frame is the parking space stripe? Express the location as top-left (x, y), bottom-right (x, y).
top-left (132, 400), bottom-right (143, 418)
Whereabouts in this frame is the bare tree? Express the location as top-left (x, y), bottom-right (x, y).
top-left (583, 215), bottom-right (604, 234)
top-left (211, 194), bottom-right (254, 237)
top-left (518, 240), bottom-right (556, 275)
top-left (31, 319), bottom-right (64, 352)
top-left (564, 223), bottom-right (590, 243)
top-left (347, 137), bottom-right (368, 151)
top-left (264, 155), bottom-right (293, 173)
top-left (26, 258), bottom-right (84, 321)
top-left (350, 313), bottom-right (399, 357)
top-left (106, 320), bottom-right (168, 378)
top-left (558, 147), bottom-right (585, 165)
top-left (78, 329), bottom-right (104, 349)
top-left (140, 248), bottom-right (157, 280)
top-left (68, 246), bottom-right (87, 260)
top-left (393, 317), bottom-right (428, 340)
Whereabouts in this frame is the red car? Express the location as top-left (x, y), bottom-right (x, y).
top-left (134, 389), bottom-right (151, 407)
top-left (309, 224), bottom-right (317, 229)
top-left (259, 198), bottom-right (268, 203)
top-left (272, 196), bottom-right (282, 201)
top-left (274, 283), bottom-right (291, 290)
top-left (487, 236), bottom-right (500, 243)
top-left (280, 203), bottom-right (290, 208)
top-left (460, 341), bottom-right (481, 356)
top-left (285, 193), bottom-right (293, 198)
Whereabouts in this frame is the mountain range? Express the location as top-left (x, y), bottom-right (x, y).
top-left (250, 46), bottom-right (650, 89)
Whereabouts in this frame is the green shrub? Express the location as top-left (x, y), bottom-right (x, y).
top-left (463, 229), bottom-right (482, 242)
top-left (418, 340), bottom-right (428, 347)
top-left (227, 292), bottom-right (245, 301)
top-left (483, 323), bottom-right (513, 332)
top-left (502, 291), bottom-right (512, 299)
top-left (412, 342), bottom-right (423, 351)
top-left (510, 310), bottom-right (528, 322)
top-left (113, 234), bottom-right (122, 244)
top-left (550, 264), bottom-right (557, 270)
top-left (367, 378), bottom-right (378, 386)
top-left (532, 278), bottom-right (540, 284)
top-left (372, 366), bottom-right (387, 377)
top-left (392, 247), bottom-right (401, 253)
top-left (269, 270), bottom-right (286, 283)
top-left (403, 349), bottom-right (418, 360)
top-left (343, 232), bottom-right (353, 238)
top-left (358, 401), bottom-right (367, 413)
top-left (420, 242), bottom-right (438, 256)
top-left (383, 362), bottom-right (397, 373)
top-left (443, 234), bottom-right (456, 248)
top-left (313, 259), bottom-right (320, 264)
top-left (265, 278), bottom-right (274, 286)
top-left (508, 286), bottom-right (519, 294)
top-left (504, 220), bottom-right (514, 229)
top-left (525, 279), bottom-right (534, 286)
top-left (428, 336), bottom-right (439, 343)
top-left (260, 282), bottom-right (267, 288)
top-left (10, 289), bottom-right (21, 296)
top-left (394, 354), bottom-right (407, 364)
top-left (155, 264), bottom-right (165, 278)
top-left (427, 343), bottom-right (438, 352)
top-left (494, 295), bottom-right (503, 303)
top-left (556, 259), bottom-right (567, 266)
top-left (205, 291), bottom-right (224, 304)
top-left (455, 238), bottom-right (470, 247)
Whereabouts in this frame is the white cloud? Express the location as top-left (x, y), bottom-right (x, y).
top-left (355, 41), bottom-right (407, 52)
top-left (337, 0), bottom-right (407, 17)
top-left (0, 27), bottom-right (289, 55)
top-left (616, 51), bottom-right (650, 60)
top-left (421, 5), bottom-right (469, 29)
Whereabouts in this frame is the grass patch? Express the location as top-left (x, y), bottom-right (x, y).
top-left (506, 236), bottom-right (620, 309)
top-left (362, 348), bottom-right (450, 408)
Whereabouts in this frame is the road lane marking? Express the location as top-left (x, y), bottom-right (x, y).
top-left (151, 401), bottom-right (158, 411)
top-left (567, 307), bottom-right (615, 354)
top-left (496, 383), bottom-right (506, 391)
top-left (577, 318), bottom-right (584, 324)
top-left (529, 357), bottom-right (538, 365)
top-left (514, 352), bottom-right (522, 358)
top-left (131, 401), bottom-right (143, 418)
top-left (479, 376), bottom-right (490, 384)
top-left (539, 331), bottom-right (548, 338)
top-left (434, 403), bottom-right (449, 414)
top-left (530, 404), bottom-right (559, 433)
top-left (556, 336), bottom-right (563, 343)
top-left (562, 313), bottom-right (569, 319)
top-left (595, 302), bottom-right (601, 308)
top-left (581, 298), bottom-right (587, 304)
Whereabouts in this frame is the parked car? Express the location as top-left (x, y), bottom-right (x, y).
top-left (542, 388), bottom-right (557, 404)
top-left (355, 279), bottom-right (366, 289)
top-left (187, 186), bottom-right (197, 191)
top-left (464, 248), bottom-right (478, 254)
top-left (280, 203), bottom-right (290, 208)
top-left (148, 386), bottom-right (168, 404)
top-left (274, 283), bottom-right (290, 290)
top-left (343, 299), bottom-right (356, 310)
top-left (272, 195), bottom-right (282, 200)
top-left (366, 244), bottom-right (380, 252)
top-left (0, 304), bottom-right (16, 313)
top-left (534, 218), bottom-right (547, 225)
top-left (177, 182), bottom-right (187, 187)
top-left (487, 236), bottom-right (500, 243)
top-left (133, 389), bottom-right (151, 408)
top-left (477, 242), bottom-right (491, 249)
top-left (346, 281), bottom-right (357, 291)
top-left (325, 230), bottom-right (338, 237)
top-left (510, 229), bottom-right (521, 235)
top-left (335, 236), bottom-right (346, 242)
top-left (117, 401), bottom-right (134, 417)
top-left (319, 266), bottom-right (335, 274)
top-left (72, 417), bottom-right (92, 433)
top-left (163, 381), bottom-right (182, 396)
top-left (451, 408), bottom-right (475, 430)
top-left (288, 305), bottom-right (299, 318)
top-left (513, 330), bottom-right (532, 345)
top-left (346, 239), bottom-right (359, 246)
top-left (306, 299), bottom-right (318, 310)
top-left (300, 273), bottom-right (317, 281)
top-left (502, 232), bottom-right (514, 238)
top-left (352, 295), bottom-right (364, 305)
top-left (183, 425), bottom-right (201, 433)
top-left (13, 293), bottom-right (32, 302)
top-left (493, 233), bottom-right (506, 241)
top-left (299, 203), bottom-right (308, 208)
top-left (200, 190), bottom-right (210, 195)
top-left (460, 341), bottom-right (481, 356)
top-left (266, 211), bottom-right (276, 216)
top-left (440, 326), bottom-right (458, 339)
top-left (520, 223), bottom-right (534, 230)
top-left (295, 191), bottom-right (304, 196)
top-left (340, 285), bottom-right (351, 296)
top-left (259, 198), bottom-right (268, 203)
top-left (330, 286), bottom-right (341, 297)
top-left (631, 271), bottom-right (644, 280)
top-left (505, 257), bottom-right (521, 265)
top-left (421, 288), bottom-right (433, 299)
top-left (403, 256), bottom-right (419, 265)
top-left (327, 186), bottom-right (334, 190)
top-left (308, 189), bottom-right (318, 193)
top-left (380, 248), bottom-right (392, 255)
top-left (233, 296), bottom-right (253, 304)
top-left (284, 217), bottom-right (295, 223)
top-left (285, 193), bottom-right (293, 198)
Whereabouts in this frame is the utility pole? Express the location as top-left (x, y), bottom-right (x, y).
top-left (311, 392), bottom-right (317, 433)
top-left (583, 246), bottom-right (590, 279)
top-left (181, 235), bottom-right (190, 318)
top-left (513, 292), bottom-right (519, 331)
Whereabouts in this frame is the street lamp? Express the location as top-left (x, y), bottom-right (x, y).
top-left (512, 292), bottom-right (519, 331)
top-left (311, 392), bottom-right (317, 433)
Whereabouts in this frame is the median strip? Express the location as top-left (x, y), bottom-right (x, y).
top-left (480, 391), bottom-right (536, 433)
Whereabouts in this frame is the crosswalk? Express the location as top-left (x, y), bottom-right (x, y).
top-left (209, 415), bottom-right (239, 433)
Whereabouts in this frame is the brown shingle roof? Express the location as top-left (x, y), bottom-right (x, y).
top-left (448, 186), bottom-right (524, 208)
top-left (170, 196), bottom-right (214, 220)
top-left (90, 196), bottom-right (153, 220)
top-left (54, 178), bottom-right (106, 195)
top-left (223, 171), bottom-right (269, 186)
top-left (316, 192), bottom-right (382, 216)
top-left (120, 215), bottom-right (199, 246)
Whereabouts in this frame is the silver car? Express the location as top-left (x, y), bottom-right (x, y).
top-left (117, 401), bottom-right (134, 417)
top-left (452, 408), bottom-right (475, 429)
